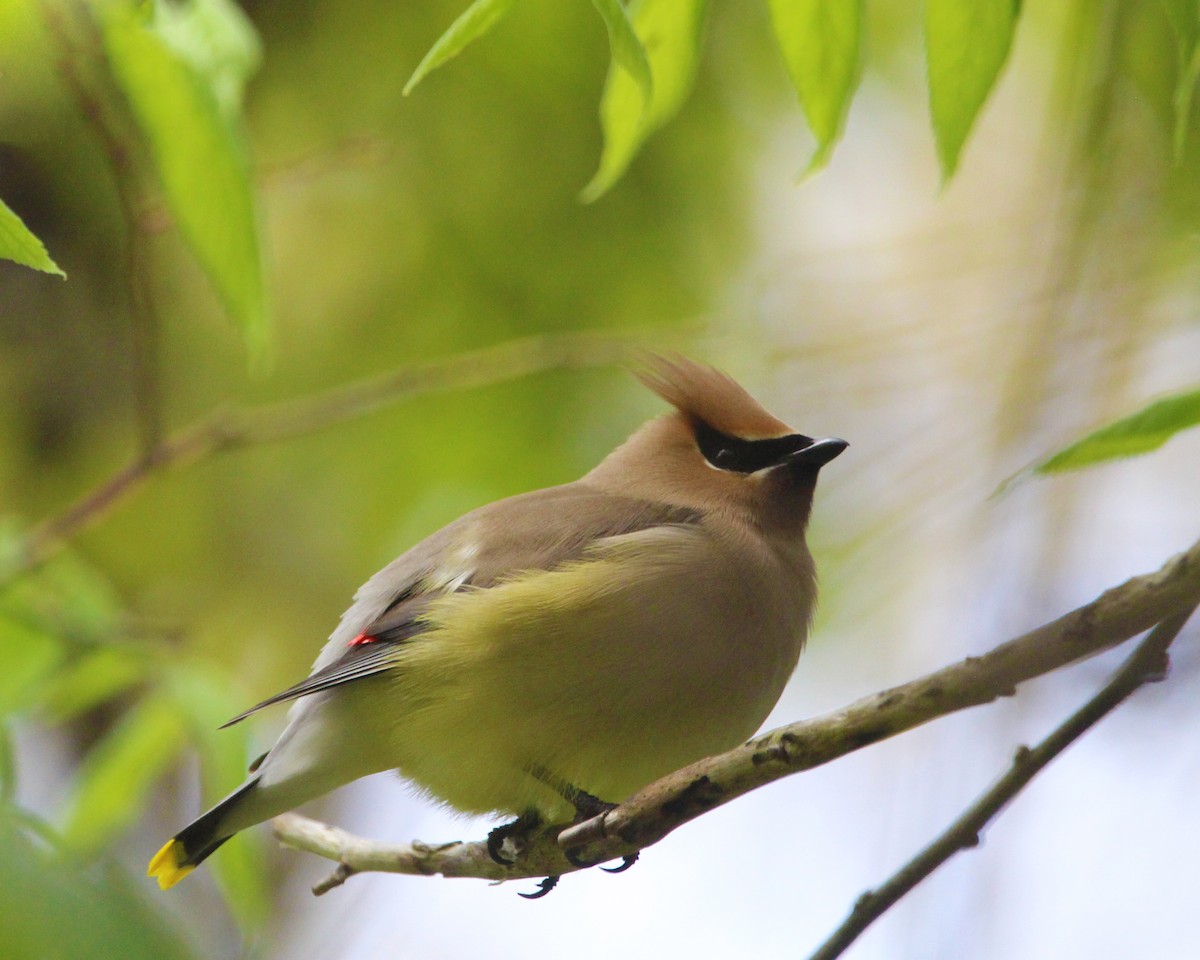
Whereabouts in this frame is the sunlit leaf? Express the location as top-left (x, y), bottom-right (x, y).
top-left (582, 0), bottom-right (708, 201)
top-left (59, 695), bottom-right (187, 856)
top-left (1038, 386), bottom-right (1200, 470)
top-left (404, 0), bottom-right (516, 96)
top-left (102, 0), bottom-right (267, 358)
top-left (925, 0), bottom-right (1021, 179)
top-left (997, 385), bottom-right (1200, 494)
top-left (768, 0), bottom-right (863, 173)
top-left (152, 0), bottom-right (261, 121)
top-left (591, 0), bottom-right (653, 108)
top-left (0, 197), bottom-right (65, 277)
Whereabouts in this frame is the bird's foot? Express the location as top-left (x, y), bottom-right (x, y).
top-left (561, 793), bottom-right (639, 872)
top-left (487, 811), bottom-right (541, 866)
top-left (515, 769), bottom-right (641, 882)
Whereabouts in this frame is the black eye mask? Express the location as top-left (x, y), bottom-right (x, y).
top-left (694, 420), bottom-right (814, 474)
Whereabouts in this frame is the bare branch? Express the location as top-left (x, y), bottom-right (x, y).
top-left (271, 535), bottom-right (1200, 892)
top-left (5, 330), bottom-right (647, 584)
top-left (271, 815), bottom-right (545, 895)
top-left (806, 604), bottom-right (1196, 960)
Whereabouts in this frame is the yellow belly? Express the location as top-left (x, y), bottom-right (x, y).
top-left (375, 536), bottom-right (807, 820)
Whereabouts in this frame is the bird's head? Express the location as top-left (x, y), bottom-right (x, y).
top-left (585, 355), bottom-right (847, 532)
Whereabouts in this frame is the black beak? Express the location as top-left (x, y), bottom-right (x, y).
top-left (783, 437), bottom-right (848, 468)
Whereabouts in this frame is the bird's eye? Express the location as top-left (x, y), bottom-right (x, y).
top-left (695, 420), bottom-right (752, 471)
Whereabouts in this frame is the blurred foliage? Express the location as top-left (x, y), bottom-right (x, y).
top-left (100, 0), bottom-right (266, 355)
top-left (1, 0), bottom-right (1199, 957)
top-left (0, 804), bottom-right (196, 960)
top-left (0, 540), bottom-right (266, 941)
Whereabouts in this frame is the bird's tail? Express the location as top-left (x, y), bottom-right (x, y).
top-left (148, 777), bottom-right (260, 890)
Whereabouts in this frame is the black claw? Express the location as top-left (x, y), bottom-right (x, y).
top-left (487, 831), bottom-right (514, 866)
top-left (601, 852), bottom-right (639, 874)
top-left (518, 875), bottom-right (560, 899)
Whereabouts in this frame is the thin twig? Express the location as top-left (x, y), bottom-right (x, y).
top-left (4, 330), bottom-right (647, 585)
top-left (270, 537), bottom-right (1200, 892)
top-left (806, 604), bottom-right (1196, 960)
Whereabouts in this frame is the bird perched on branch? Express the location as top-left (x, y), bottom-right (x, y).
top-left (149, 355), bottom-right (846, 891)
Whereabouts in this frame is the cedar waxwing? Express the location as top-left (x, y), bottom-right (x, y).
top-left (148, 356), bottom-right (846, 890)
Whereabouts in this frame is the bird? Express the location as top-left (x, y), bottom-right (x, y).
top-left (148, 355), bottom-right (847, 891)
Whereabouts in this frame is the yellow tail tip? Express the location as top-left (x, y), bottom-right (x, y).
top-left (147, 839), bottom-right (194, 890)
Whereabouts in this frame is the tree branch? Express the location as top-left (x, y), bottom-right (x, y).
top-left (805, 603), bottom-right (1196, 960)
top-left (271, 533), bottom-right (1200, 895)
top-left (3, 331), bottom-right (645, 586)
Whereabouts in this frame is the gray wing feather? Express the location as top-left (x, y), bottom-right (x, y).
top-left (222, 483), bottom-right (701, 726)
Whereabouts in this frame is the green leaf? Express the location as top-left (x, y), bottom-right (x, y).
top-left (404, 0), bottom-right (516, 96)
top-left (997, 385), bottom-right (1200, 494)
top-left (1038, 387), bottom-right (1200, 471)
top-left (0, 549), bottom-right (122, 654)
top-left (582, 0), bottom-right (706, 202)
top-left (768, 0), bottom-right (863, 173)
top-left (28, 551), bottom-right (123, 642)
top-left (0, 615), bottom-right (64, 715)
top-left (151, 0), bottom-right (261, 121)
top-left (102, 0), bottom-right (268, 358)
top-left (1162, 0), bottom-right (1200, 162)
top-left (59, 695), bottom-right (187, 856)
top-left (591, 0), bottom-right (653, 107)
top-left (0, 197), bottom-right (65, 277)
top-left (925, 0), bottom-right (1021, 180)
top-left (0, 812), bottom-right (196, 960)
top-left (37, 648), bottom-right (147, 724)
